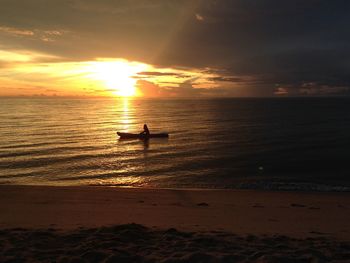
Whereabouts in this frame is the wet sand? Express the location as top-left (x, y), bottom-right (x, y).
top-left (0, 185), bottom-right (349, 262)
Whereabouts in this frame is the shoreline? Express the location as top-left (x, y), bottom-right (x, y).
top-left (2, 182), bottom-right (349, 192)
top-left (0, 184), bottom-right (349, 239)
top-left (1, 184), bottom-right (349, 262)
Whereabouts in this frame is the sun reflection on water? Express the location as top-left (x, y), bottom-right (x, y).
top-left (120, 98), bottom-right (132, 131)
top-left (94, 176), bottom-right (151, 187)
top-left (111, 98), bottom-right (159, 187)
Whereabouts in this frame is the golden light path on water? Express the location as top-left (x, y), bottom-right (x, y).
top-left (121, 98), bottom-right (132, 130)
top-left (93, 98), bottom-right (151, 187)
top-left (0, 97), bottom-right (348, 190)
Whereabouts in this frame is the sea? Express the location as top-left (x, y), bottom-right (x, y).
top-left (0, 97), bottom-right (350, 191)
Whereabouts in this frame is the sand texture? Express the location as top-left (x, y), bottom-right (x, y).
top-left (0, 185), bottom-right (349, 262)
top-left (1, 224), bottom-right (349, 263)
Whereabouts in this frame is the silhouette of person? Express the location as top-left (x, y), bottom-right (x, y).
top-left (140, 124), bottom-right (150, 136)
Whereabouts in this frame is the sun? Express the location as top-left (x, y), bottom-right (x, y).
top-left (88, 59), bottom-right (148, 97)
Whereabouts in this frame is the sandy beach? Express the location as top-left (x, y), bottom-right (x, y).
top-left (0, 185), bottom-right (349, 262)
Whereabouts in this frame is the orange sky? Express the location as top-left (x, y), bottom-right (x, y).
top-left (0, 1), bottom-right (263, 98)
top-left (0, 46), bottom-right (249, 98)
top-left (1, 1), bottom-right (348, 97)
top-left (0, 51), bottom-right (221, 98)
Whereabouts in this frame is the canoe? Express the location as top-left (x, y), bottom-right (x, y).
top-left (117, 132), bottom-right (169, 139)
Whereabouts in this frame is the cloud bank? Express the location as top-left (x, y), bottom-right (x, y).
top-left (1, 0), bottom-right (349, 96)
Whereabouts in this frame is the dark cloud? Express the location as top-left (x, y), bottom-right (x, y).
top-left (137, 71), bottom-right (186, 77)
top-left (137, 78), bottom-right (230, 98)
top-left (137, 79), bottom-right (202, 97)
top-left (156, 0), bottom-right (350, 94)
top-left (0, 0), bottom-right (349, 96)
top-left (209, 76), bottom-right (245, 83)
top-left (274, 83), bottom-right (350, 96)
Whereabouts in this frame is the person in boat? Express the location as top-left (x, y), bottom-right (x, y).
top-left (140, 124), bottom-right (150, 136)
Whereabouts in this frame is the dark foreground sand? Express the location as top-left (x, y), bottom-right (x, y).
top-left (0, 185), bottom-right (349, 262)
top-left (1, 224), bottom-right (349, 262)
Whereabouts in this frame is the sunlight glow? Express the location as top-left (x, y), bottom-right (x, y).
top-left (0, 51), bottom-right (209, 97)
top-left (87, 59), bottom-right (149, 97)
top-left (0, 50), bottom-right (57, 62)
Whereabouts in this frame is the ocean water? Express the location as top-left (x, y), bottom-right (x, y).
top-left (0, 97), bottom-right (350, 191)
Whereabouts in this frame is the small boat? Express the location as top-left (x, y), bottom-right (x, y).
top-left (117, 132), bottom-right (169, 139)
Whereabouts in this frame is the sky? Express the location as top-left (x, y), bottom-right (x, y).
top-left (0, 0), bottom-right (349, 97)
